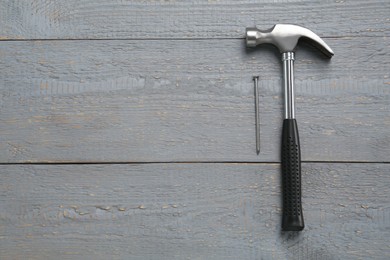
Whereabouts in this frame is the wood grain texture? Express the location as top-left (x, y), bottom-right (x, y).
top-left (1, 38), bottom-right (389, 163)
top-left (1, 0), bottom-right (389, 258)
top-left (0, 0), bottom-right (389, 40)
top-left (0, 163), bottom-right (389, 259)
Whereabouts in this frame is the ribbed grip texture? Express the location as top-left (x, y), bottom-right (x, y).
top-left (281, 119), bottom-right (304, 231)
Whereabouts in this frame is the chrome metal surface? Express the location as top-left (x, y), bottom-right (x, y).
top-left (282, 52), bottom-right (295, 119)
top-left (253, 76), bottom-right (260, 154)
top-left (246, 24), bottom-right (334, 57)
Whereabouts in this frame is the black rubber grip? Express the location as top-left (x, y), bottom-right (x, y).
top-left (281, 119), bottom-right (304, 231)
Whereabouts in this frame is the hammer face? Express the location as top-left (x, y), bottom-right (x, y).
top-left (245, 28), bottom-right (259, 47)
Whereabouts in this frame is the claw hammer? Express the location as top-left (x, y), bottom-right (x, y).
top-left (245, 24), bottom-right (334, 231)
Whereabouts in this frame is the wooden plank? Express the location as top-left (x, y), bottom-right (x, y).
top-left (0, 163), bottom-right (389, 259)
top-left (0, 0), bottom-right (389, 40)
top-left (0, 38), bottom-right (389, 163)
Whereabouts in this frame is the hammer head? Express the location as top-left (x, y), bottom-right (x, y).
top-left (246, 24), bottom-right (334, 58)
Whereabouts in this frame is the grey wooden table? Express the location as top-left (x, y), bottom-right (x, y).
top-left (1, 1), bottom-right (389, 259)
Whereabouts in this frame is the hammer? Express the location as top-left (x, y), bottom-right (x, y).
top-left (245, 24), bottom-right (334, 231)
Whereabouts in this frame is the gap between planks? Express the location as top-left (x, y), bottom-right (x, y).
top-left (0, 161), bottom-right (388, 166)
top-left (0, 35), bottom-right (376, 42)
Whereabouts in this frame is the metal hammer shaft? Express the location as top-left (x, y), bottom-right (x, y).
top-left (283, 52), bottom-right (295, 119)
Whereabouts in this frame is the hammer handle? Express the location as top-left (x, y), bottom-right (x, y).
top-left (281, 119), bottom-right (304, 231)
